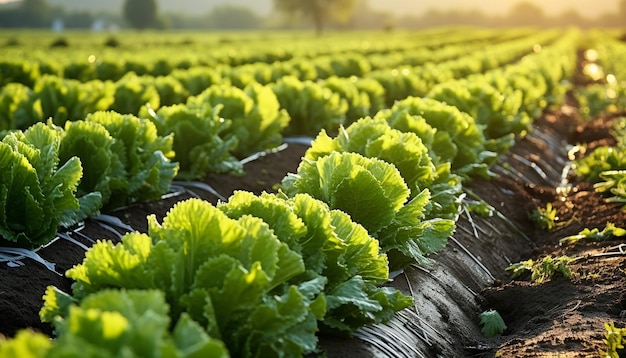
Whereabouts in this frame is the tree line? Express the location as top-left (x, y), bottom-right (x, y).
top-left (0, 0), bottom-right (624, 31)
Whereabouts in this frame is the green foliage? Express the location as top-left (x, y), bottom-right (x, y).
top-left (123, 0), bottom-right (159, 29)
top-left (85, 111), bottom-right (178, 208)
top-left (529, 202), bottom-right (559, 231)
top-left (110, 73), bottom-right (160, 115)
top-left (594, 170), bottom-right (626, 207)
top-left (273, 0), bottom-right (357, 33)
top-left (560, 222), bottom-right (626, 245)
top-left (574, 147), bottom-right (626, 183)
top-left (144, 103), bottom-right (240, 180)
top-left (0, 83), bottom-right (39, 131)
top-left (478, 310), bottom-right (507, 338)
top-left (281, 151), bottom-right (454, 269)
top-left (5, 289), bottom-right (228, 358)
top-left (321, 76), bottom-right (371, 123)
top-left (271, 75), bottom-right (347, 136)
top-left (304, 116), bottom-right (462, 220)
top-left (428, 79), bottom-right (526, 146)
top-left (43, 198), bottom-right (322, 357)
top-left (170, 67), bottom-right (223, 97)
top-left (153, 76), bottom-right (189, 106)
top-left (506, 255), bottom-right (579, 283)
top-left (377, 97), bottom-right (496, 179)
top-left (0, 330), bottom-right (51, 358)
top-left (600, 322), bottom-right (626, 358)
top-left (367, 68), bottom-right (428, 107)
top-left (187, 82), bottom-right (290, 158)
top-left (218, 191), bottom-right (412, 333)
top-left (0, 59), bottom-right (39, 87)
top-left (2, 75), bottom-right (116, 129)
top-left (0, 123), bottom-right (85, 248)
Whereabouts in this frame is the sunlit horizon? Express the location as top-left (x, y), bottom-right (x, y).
top-left (367, 0), bottom-right (619, 18)
top-left (0, 0), bottom-right (620, 19)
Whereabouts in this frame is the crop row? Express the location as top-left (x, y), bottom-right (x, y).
top-left (0, 29), bottom-right (563, 137)
top-left (1, 28), bottom-right (530, 85)
top-left (0, 29), bottom-right (578, 250)
top-left (0, 29), bottom-right (581, 357)
top-left (572, 31), bottom-right (626, 206)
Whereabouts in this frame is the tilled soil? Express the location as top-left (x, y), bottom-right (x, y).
top-left (1, 106), bottom-right (625, 357)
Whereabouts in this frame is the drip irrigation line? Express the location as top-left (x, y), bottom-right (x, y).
top-left (57, 232), bottom-right (90, 251)
top-left (449, 236), bottom-right (496, 282)
top-left (463, 188), bottom-right (534, 246)
top-left (171, 181), bottom-right (227, 202)
top-left (240, 143), bottom-right (288, 165)
top-left (492, 162), bottom-right (536, 183)
top-left (0, 247), bottom-right (61, 276)
top-left (92, 214), bottom-right (135, 233)
top-left (509, 153), bottom-right (554, 186)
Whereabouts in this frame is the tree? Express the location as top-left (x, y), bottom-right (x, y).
top-left (207, 5), bottom-right (262, 29)
top-left (273, 0), bottom-right (357, 34)
top-left (123, 0), bottom-right (158, 29)
top-left (507, 1), bottom-right (546, 27)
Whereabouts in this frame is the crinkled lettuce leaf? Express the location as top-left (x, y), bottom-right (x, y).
top-left (34, 289), bottom-right (228, 358)
top-left (47, 198), bottom-right (321, 357)
top-left (0, 123), bottom-right (86, 248)
top-left (144, 103), bottom-right (240, 180)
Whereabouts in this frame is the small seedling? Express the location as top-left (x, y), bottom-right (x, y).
top-left (529, 203), bottom-right (558, 231)
top-left (560, 222), bottom-right (626, 245)
top-left (479, 310), bottom-right (507, 338)
top-left (506, 255), bottom-right (580, 283)
top-left (599, 322), bottom-right (625, 358)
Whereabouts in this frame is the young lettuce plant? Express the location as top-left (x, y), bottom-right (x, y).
top-left (377, 97), bottom-right (497, 179)
top-left (42, 198), bottom-right (324, 358)
top-left (304, 116), bottom-right (462, 221)
top-left (2, 289), bottom-right (228, 358)
top-left (143, 103), bottom-right (240, 180)
top-left (186, 82), bottom-right (290, 158)
top-left (218, 191), bottom-right (413, 333)
top-left (85, 111), bottom-right (179, 208)
top-left (281, 151), bottom-right (454, 270)
top-left (270, 75), bottom-right (347, 137)
top-left (0, 123), bottom-right (91, 248)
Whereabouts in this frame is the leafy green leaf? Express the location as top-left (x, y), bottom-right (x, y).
top-left (479, 310), bottom-right (507, 337)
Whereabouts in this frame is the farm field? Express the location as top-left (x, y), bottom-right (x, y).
top-left (0, 28), bottom-right (625, 357)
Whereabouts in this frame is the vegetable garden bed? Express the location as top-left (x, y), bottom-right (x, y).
top-left (1, 100), bottom-right (624, 357)
top-left (1, 28), bottom-right (625, 357)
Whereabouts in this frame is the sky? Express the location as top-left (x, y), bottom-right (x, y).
top-left (0, 0), bottom-right (620, 18)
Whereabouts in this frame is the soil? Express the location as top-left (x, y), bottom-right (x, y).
top-left (1, 81), bottom-right (626, 358)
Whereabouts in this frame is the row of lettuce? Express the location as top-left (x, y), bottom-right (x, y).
top-left (0, 29), bottom-right (578, 250)
top-left (0, 29), bottom-right (560, 133)
top-left (1, 28), bottom-right (531, 86)
top-left (572, 31), bottom-right (626, 206)
top-left (0, 30), bottom-right (581, 357)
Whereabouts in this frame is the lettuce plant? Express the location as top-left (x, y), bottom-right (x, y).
top-left (110, 72), bottom-right (160, 115)
top-left (271, 75), bottom-right (347, 136)
top-left (218, 191), bottom-right (413, 333)
top-left (187, 82), bottom-right (289, 158)
top-left (0, 123), bottom-right (87, 248)
top-left (281, 151), bottom-right (454, 269)
top-left (1, 289), bottom-right (228, 358)
top-left (304, 117), bottom-right (462, 220)
top-left (378, 97), bottom-right (497, 179)
top-left (85, 111), bottom-right (178, 208)
top-left (321, 76), bottom-right (371, 123)
top-left (42, 198), bottom-right (324, 357)
top-left (144, 103), bottom-right (240, 180)
top-left (429, 79), bottom-right (527, 147)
